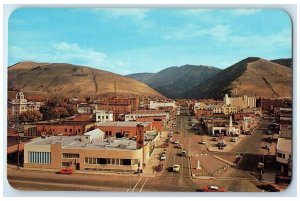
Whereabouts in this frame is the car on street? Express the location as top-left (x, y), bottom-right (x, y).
top-left (57, 168), bottom-right (73, 175)
top-left (257, 183), bottom-right (282, 192)
top-left (199, 140), bottom-right (206, 144)
top-left (181, 150), bottom-right (187, 157)
top-left (177, 144), bottom-right (182, 148)
top-left (257, 162), bottom-right (264, 169)
top-left (160, 154), bottom-right (166, 161)
top-left (202, 185), bottom-right (225, 192)
top-left (231, 137), bottom-right (239, 142)
top-left (173, 164), bottom-right (180, 172)
top-left (173, 141), bottom-right (179, 144)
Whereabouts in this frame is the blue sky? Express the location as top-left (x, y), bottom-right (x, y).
top-left (8, 8), bottom-right (292, 75)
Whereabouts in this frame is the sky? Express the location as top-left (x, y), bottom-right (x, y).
top-left (8, 8), bottom-right (292, 75)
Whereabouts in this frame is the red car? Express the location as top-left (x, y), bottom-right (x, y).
top-left (57, 168), bottom-right (74, 175)
top-left (202, 185), bottom-right (225, 192)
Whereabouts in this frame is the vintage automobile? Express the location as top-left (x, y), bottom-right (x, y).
top-left (57, 168), bottom-right (73, 175)
top-left (202, 185), bottom-right (225, 192)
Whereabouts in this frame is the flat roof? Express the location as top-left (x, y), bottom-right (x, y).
top-left (34, 121), bottom-right (95, 126)
top-left (26, 135), bottom-right (146, 150)
top-left (97, 121), bottom-right (151, 127)
top-left (277, 138), bottom-right (292, 153)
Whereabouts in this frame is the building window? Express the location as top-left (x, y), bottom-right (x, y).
top-left (78, 129), bottom-right (81, 133)
top-left (62, 153), bottom-right (79, 158)
top-left (278, 153), bottom-right (283, 158)
top-left (28, 152), bottom-right (51, 164)
top-left (65, 129), bottom-right (67, 132)
top-left (70, 129), bottom-right (72, 132)
top-left (106, 116), bottom-right (108, 119)
top-left (62, 162), bottom-right (70, 167)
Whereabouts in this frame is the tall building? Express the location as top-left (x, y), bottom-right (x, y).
top-left (10, 91), bottom-right (41, 118)
top-left (224, 94), bottom-right (256, 111)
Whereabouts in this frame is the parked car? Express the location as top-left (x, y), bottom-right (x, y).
top-left (181, 150), bottom-right (187, 157)
top-left (177, 144), bottom-right (182, 148)
top-left (173, 141), bottom-right (179, 144)
top-left (57, 168), bottom-right (73, 175)
top-left (257, 162), bottom-right (264, 170)
top-left (160, 154), bottom-right (166, 161)
top-left (231, 137), bottom-right (239, 142)
top-left (202, 185), bottom-right (225, 192)
top-left (173, 164), bottom-right (180, 172)
top-left (257, 183), bottom-right (282, 192)
top-left (199, 141), bottom-right (206, 144)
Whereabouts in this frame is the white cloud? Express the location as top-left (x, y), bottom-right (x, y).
top-left (229, 30), bottom-right (291, 48)
top-left (180, 9), bottom-right (213, 15)
top-left (9, 42), bottom-right (131, 75)
top-left (92, 8), bottom-right (149, 20)
top-left (231, 9), bottom-right (261, 15)
top-left (163, 24), bottom-right (231, 42)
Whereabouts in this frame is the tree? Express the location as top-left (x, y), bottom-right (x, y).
top-left (51, 107), bottom-right (70, 118)
top-left (19, 110), bottom-right (43, 122)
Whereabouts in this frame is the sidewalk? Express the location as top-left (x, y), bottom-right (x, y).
top-left (142, 130), bottom-right (169, 177)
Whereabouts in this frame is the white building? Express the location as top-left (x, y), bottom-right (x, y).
top-left (10, 91), bottom-right (41, 117)
top-left (93, 110), bottom-right (113, 122)
top-left (224, 94), bottom-right (256, 110)
top-left (276, 138), bottom-right (292, 174)
top-left (125, 112), bottom-right (169, 122)
top-left (149, 101), bottom-right (175, 109)
top-left (213, 104), bottom-right (238, 115)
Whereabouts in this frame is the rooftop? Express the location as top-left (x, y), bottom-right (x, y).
top-left (33, 121), bottom-right (95, 126)
top-left (277, 138), bottom-right (292, 153)
top-left (26, 135), bottom-right (144, 150)
top-left (97, 121), bottom-right (151, 127)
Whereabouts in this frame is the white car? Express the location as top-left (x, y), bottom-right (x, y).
top-left (200, 141), bottom-right (206, 144)
top-left (160, 154), bottom-right (166, 161)
top-left (173, 164), bottom-right (180, 172)
top-left (173, 141), bottom-right (179, 144)
top-left (231, 137), bottom-right (239, 142)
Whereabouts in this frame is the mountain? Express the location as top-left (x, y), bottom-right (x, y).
top-left (184, 57), bottom-right (292, 99)
top-left (271, 58), bottom-right (292, 68)
top-left (8, 62), bottom-right (164, 99)
top-left (125, 73), bottom-right (154, 83)
top-left (127, 65), bottom-right (221, 99)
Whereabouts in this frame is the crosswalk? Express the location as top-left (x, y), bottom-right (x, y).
top-left (127, 177), bottom-right (149, 192)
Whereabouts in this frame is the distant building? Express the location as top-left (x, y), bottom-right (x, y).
top-left (94, 110), bottom-right (114, 122)
top-left (125, 110), bottom-right (169, 121)
top-left (213, 104), bottom-right (238, 115)
top-left (224, 94), bottom-right (256, 111)
top-left (149, 100), bottom-right (175, 110)
top-left (97, 122), bottom-right (153, 138)
top-left (10, 91), bottom-right (41, 118)
top-left (34, 121), bottom-right (97, 136)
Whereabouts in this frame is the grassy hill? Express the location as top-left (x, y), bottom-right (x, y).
top-left (8, 62), bottom-right (164, 99)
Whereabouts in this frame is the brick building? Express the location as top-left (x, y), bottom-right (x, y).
top-left (136, 116), bottom-right (164, 132)
top-left (97, 122), bottom-right (153, 138)
top-left (195, 109), bottom-right (214, 119)
top-left (35, 121), bottom-right (97, 136)
top-left (23, 129), bottom-right (159, 173)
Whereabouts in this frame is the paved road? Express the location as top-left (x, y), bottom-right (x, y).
top-left (7, 115), bottom-right (264, 192)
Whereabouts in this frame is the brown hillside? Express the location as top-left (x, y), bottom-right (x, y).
top-left (8, 62), bottom-right (164, 99)
top-left (231, 59), bottom-right (292, 98)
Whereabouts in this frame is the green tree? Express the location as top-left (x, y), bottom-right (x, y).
top-left (19, 110), bottom-right (43, 122)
